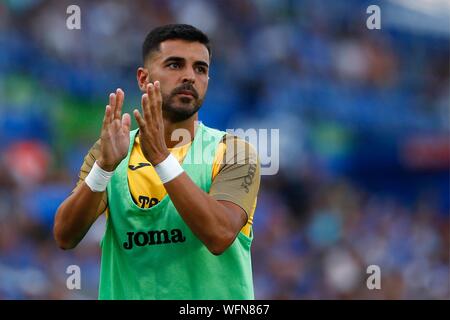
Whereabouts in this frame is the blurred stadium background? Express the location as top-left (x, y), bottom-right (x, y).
top-left (0, 0), bottom-right (448, 299)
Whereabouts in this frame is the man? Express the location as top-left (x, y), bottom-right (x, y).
top-left (54, 24), bottom-right (260, 300)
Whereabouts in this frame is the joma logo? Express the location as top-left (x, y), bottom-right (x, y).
top-left (123, 229), bottom-right (186, 250)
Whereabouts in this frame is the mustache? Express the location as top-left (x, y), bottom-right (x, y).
top-left (171, 83), bottom-right (199, 99)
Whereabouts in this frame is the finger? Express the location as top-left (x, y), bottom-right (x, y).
top-left (102, 105), bottom-right (112, 129)
top-left (141, 93), bottom-right (152, 123)
top-left (121, 113), bottom-right (131, 134)
top-left (147, 82), bottom-right (157, 114)
top-left (154, 81), bottom-right (163, 115)
top-left (147, 82), bottom-right (159, 114)
top-left (115, 88), bottom-right (124, 120)
top-left (109, 93), bottom-right (116, 119)
top-left (133, 109), bottom-right (146, 130)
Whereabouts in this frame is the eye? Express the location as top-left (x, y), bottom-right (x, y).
top-left (195, 66), bottom-right (207, 74)
top-left (168, 62), bottom-right (180, 69)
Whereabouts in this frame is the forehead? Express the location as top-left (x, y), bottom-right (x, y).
top-left (152, 39), bottom-right (210, 64)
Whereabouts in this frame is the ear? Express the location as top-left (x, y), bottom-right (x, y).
top-left (137, 67), bottom-right (149, 92)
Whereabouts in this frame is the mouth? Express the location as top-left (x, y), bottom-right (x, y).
top-left (176, 90), bottom-right (195, 98)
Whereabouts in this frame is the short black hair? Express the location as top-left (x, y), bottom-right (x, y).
top-left (142, 24), bottom-right (211, 63)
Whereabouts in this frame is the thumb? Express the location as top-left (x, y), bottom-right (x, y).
top-left (121, 113), bottom-right (131, 133)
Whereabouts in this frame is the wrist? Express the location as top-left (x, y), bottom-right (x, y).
top-left (150, 151), bottom-right (171, 166)
top-left (97, 158), bottom-right (116, 172)
top-left (85, 161), bottom-right (115, 192)
top-left (154, 153), bottom-right (184, 184)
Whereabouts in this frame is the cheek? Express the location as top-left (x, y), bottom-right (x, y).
top-left (150, 71), bottom-right (171, 88)
top-left (198, 78), bottom-right (208, 96)
top-left (157, 79), bottom-right (174, 96)
top-left (161, 89), bottom-right (172, 101)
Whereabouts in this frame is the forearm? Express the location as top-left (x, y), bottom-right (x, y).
top-left (54, 88), bottom-right (130, 250)
top-left (164, 172), bottom-right (244, 255)
top-left (54, 183), bottom-right (104, 250)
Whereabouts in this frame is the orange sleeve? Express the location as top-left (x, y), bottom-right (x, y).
top-left (209, 135), bottom-right (260, 237)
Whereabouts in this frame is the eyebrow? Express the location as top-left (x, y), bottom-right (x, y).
top-left (163, 56), bottom-right (209, 68)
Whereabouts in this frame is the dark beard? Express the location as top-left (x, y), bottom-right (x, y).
top-left (162, 84), bottom-right (204, 122)
top-left (162, 97), bottom-right (203, 122)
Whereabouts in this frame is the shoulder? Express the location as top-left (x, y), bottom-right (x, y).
top-left (219, 134), bottom-right (259, 166)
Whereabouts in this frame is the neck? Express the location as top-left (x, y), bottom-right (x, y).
top-left (163, 113), bottom-right (199, 148)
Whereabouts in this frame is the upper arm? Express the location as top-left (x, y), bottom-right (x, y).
top-left (209, 135), bottom-right (261, 225)
top-left (217, 200), bottom-right (248, 230)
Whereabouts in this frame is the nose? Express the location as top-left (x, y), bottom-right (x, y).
top-left (181, 67), bottom-right (196, 84)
